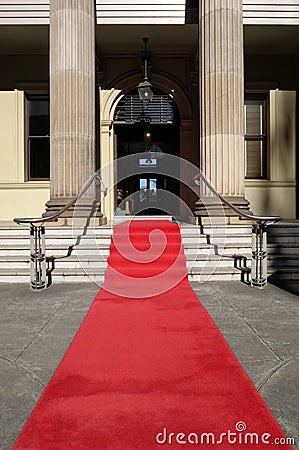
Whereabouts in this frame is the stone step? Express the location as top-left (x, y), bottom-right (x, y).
top-left (268, 231), bottom-right (299, 238)
top-left (0, 226), bottom-right (113, 236)
top-left (186, 256), bottom-right (250, 269)
top-left (113, 215), bottom-right (173, 223)
top-left (0, 250), bottom-right (250, 264)
top-left (0, 237), bottom-right (113, 246)
top-left (268, 243), bottom-right (299, 252)
top-left (183, 241), bottom-right (251, 250)
top-left (267, 237), bottom-right (299, 245)
top-left (0, 260), bottom-right (241, 273)
top-left (181, 225), bottom-right (252, 234)
top-left (266, 222), bottom-right (299, 281)
top-left (0, 223), bottom-right (252, 235)
top-left (0, 267), bottom-right (242, 283)
top-left (268, 267), bottom-right (299, 280)
top-left (183, 235), bottom-right (251, 244)
top-left (268, 223), bottom-right (299, 233)
top-left (0, 237), bottom-right (252, 248)
top-left (268, 255), bottom-right (299, 267)
top-left (0, 256), bottom-right (108, 270)
top-left (0, 246), bottom-right (111, 257)
top-left (196, 226), bottom-right (252, 235)
top-left (0, 229), bottom-right (113, 237)
top-left (188, 266), bottom-right (243, 281)
top-left (0, 249), bottom-right (251, 265)
top-left (0, 267), bottom-right (105, 284)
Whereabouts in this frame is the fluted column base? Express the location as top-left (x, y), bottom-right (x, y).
top-left (44, 198), bottom-right (106, 225)
top-left (194, 196), bottom-right (251, 224)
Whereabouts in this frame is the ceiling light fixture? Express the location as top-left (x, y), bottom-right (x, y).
top-left (137, 37), bottom-right (154, 103)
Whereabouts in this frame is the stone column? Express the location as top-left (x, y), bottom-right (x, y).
top-left (46, 0), bottom-right (103, 221)
top-left (195, 0), bottom-right (249, 218)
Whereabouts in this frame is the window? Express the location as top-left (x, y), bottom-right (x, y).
top-left (26, 95), bottom-right (50, 180)
top-left (244, 96), bottom-right (267, 179)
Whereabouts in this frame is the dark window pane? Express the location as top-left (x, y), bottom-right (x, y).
top-left (244, 96), bottom-right (267, 179)
top-left (28, 98), bottom-right (50, 135)
top-left (245, 102), bottom-right (263, 135)
top-left (245, 140), bottom-right (264, 178)
top-left (29, 113), bottom-right (49, 136)
top-left (26, 95), bottom-right (50, 180)
top-left (29, 137), bottom-right (50, 179)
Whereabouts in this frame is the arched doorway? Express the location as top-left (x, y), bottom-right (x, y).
top-left (99, 74), bottom-right (193, 221)
top-left (114, 89), bottom-right (180, 216)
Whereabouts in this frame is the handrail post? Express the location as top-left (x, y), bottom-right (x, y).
top-left (30, 224), bottom-right (47, 290)
top-left (251, 222), bottom-right (268, 288)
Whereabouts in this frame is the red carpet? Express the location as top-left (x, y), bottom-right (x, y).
top-left (13, 220), bottom-right (294, 449)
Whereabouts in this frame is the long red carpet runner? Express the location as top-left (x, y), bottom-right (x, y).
top-left (13, 220), bottom-right (293, 449)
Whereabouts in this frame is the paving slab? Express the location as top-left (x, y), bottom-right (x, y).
top-left (258, 357), bottom-right (299, 441)
top-left (0, 358), bottom-right (43, 450)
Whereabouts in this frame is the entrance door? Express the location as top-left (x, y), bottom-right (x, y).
top-left (139, 177), bottom-right (159, 206)
top-left (114, 90), bottom-right (180, 216)
top-left (115, 125), bottom-right (180, 216)
top-left (134, 175), bottom-right (165, 215)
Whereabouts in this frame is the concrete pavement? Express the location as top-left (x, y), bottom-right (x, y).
top-left (0, 281), bottom-right (298, 449)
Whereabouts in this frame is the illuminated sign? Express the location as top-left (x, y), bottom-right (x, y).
top-left (139, 158), bottom-right (157, 167)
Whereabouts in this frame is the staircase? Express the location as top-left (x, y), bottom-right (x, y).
top-left (181, 223), bottom-right (252, 281)
top-left (0, 222), bottom-right (112, 284)
top-left (268, 221), bottom-right (299, 281)
top-left (0, 218), bottom-right (253, 284)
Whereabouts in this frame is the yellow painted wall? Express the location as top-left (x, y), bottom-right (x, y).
top-left (0, 90), bottom-right (24, 183)
top-left (0, 183), bottom-right (50, 221)
top-left (0, 90), bottom-right (49, 221)
top-left (245, 90), bottom-right (296, 219)
top-left (245, 181), bottom-right (296, 218)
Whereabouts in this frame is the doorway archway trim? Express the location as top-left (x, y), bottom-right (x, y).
top-left (100, 88), bottom-right (122, 221)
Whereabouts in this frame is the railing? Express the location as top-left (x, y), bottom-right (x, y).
top-left (193, 174), bottom-right (281, 288)
top-left (14, 173), bottom-right (107, 290)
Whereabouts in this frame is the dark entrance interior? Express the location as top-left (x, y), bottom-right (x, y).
top-left (115, 124), bottom-right (180, 215)
top-left (114, 90), bottom-right (180, 216)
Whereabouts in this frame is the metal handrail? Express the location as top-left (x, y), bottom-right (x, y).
top-left (194, 173), bottom-right (281, 288)
top-left (13, 173), bottom-right (107, 290)
top-left (14, 173), bottom-right (106, 225)
top-left (194, 173), bottom-right (281, 224)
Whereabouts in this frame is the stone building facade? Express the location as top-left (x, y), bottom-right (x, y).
top-left (0, 1), bottom-right (298, 221)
